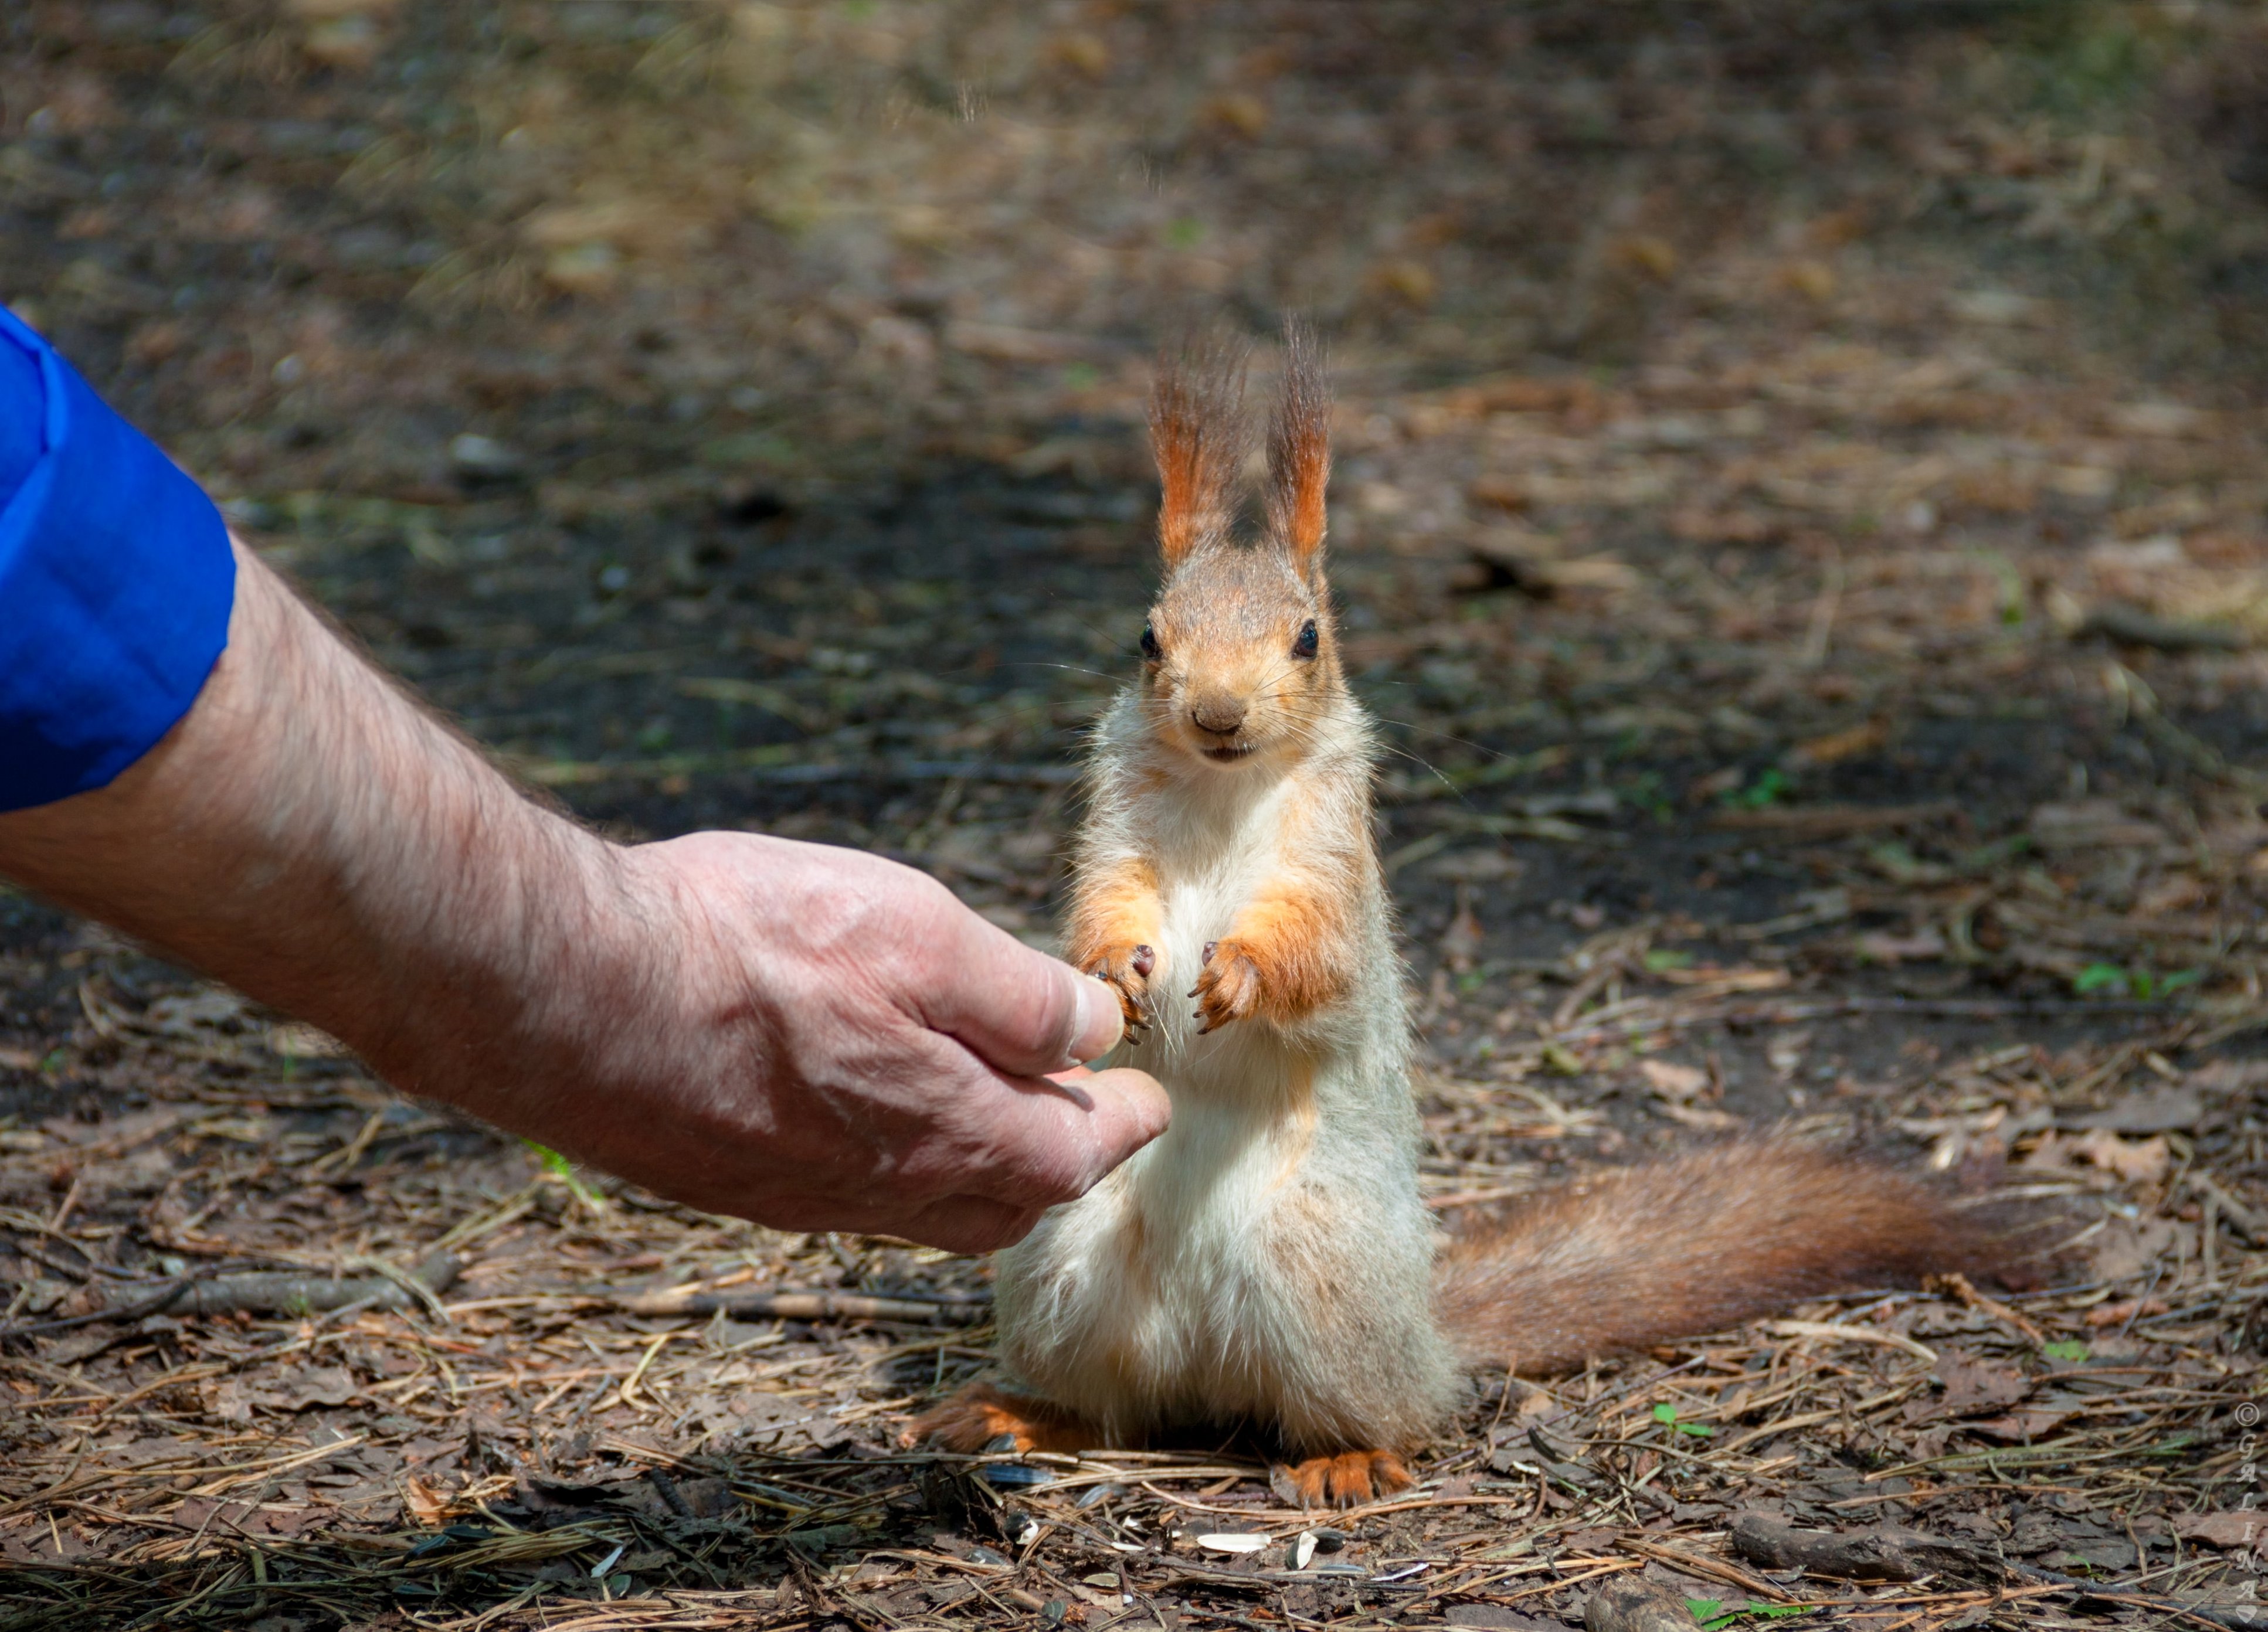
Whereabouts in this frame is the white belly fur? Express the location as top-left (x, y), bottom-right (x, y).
top-left (994, 767), bottom-right (1460, 1454)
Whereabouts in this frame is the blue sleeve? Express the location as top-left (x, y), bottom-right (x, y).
top-left (0, 308), bottom-right (236, 812)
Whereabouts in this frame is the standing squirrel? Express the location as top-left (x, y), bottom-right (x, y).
top-left (910, 325), bottom-right (2003, 1505)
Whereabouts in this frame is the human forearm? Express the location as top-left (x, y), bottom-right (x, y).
top-left (0, 543), bottom-right (1166, 1247)
top-left (0, 540), bottom-right (602, 1090)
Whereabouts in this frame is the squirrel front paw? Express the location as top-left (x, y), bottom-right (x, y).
top-left (1189, 937), bottom-right (1263, 1033)
top-left (1084, 942), bottom-right (1158, 1043)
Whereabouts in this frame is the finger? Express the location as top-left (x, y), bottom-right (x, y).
top-left (721, 1062), bottom-right (1167, 1246)
top-left (951, 1065), bottom-right (1170, 1211)
top-left (916, 910), bottom-right (1124, 1075)
top-left (895, 1195), bottom-right (1046, 1254)
top-left (1047, 1066), bottom-right (1170, 1178)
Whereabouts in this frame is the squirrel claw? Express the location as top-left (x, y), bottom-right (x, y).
top-left (1189, 937), bottom-right (1262, 1032)
top-left (1271, 1449), bottom-right (1413, 1509)
top-left (1084, 944), bottom-right (1158, 1042)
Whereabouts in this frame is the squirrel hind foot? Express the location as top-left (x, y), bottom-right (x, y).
top-left (902, 1382), bottom-right (1099, 1456)
top-left (1271, 1449), bottom-right (1413, 1509)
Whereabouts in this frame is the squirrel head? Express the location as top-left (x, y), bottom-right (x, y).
top-left (1138, 322), bottom-right (1340, 771)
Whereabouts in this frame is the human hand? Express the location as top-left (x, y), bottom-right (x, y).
top-left (446, 832), bottom-right (1169, 1253)
top-left (0, 546), bottom-right (1163, 1253)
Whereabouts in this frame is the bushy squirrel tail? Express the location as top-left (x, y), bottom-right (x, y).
top-left (1435, 1143), bottom-right (2016, 1374)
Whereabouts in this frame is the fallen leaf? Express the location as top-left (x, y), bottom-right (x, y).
top-left (1638, 1060), bottom-right (1708, 1101)
top-left (1655, 1100), bottom-right (1743, 1131)
top-left (2083, 1297), bottom-right (2169, 1328)
top-left (1788, 719), bottom-right (1886, 765)
top-left (16, 1279), bottom-right (71, 1315)
top-left (403, 1474), bottom-right (450, 1526)
top-left (1201, 92), bottom-right (1269, 139)
top-left (2067, 1129), bottom-right (2171, 1184)
top-left (1966, 1405), bottom-right (2078, 1442)
top-left (1560, 1526), bottom-right (1623, 1556)
top-left (2134, 874), bottom-right (2205, 915)
top-left (2019, 1130), bottom-right (2073, 1169)
top-left (1935, 1355), bottom-right (2032, 1415)
top-left (1047, 32), bottom-right (1109, 76)
top-left (2090, 1215), bottom-right (2178, 1281)
top-left (2177, 1512), bottom-right (2268, 1550)
top-left (1368, 258), bottom-right (1437, 306)
top-left (1468, 475), bottom-right (1529, 512)
top-left (209, 1365), bottom-right (364, 1422)
top-left (1446, 1609), bottom-right (1563, 1630)
top-left (2192, 1061), bottom-right (2268, 1094)
top-left (1610, 234), bottom-right (1678, 281)
top-left (1777, 258), bottom-right (1837, 301)
top-left (1853, 928), bottom-right (1947, 963)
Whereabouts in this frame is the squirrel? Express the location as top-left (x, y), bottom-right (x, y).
top-left (908, 324), bottom-right (2008, 1507)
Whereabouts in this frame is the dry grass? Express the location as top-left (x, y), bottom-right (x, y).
top-left (8, 2), bottom-right (2268, 1627)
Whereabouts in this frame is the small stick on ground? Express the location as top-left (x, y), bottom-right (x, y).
top-left (1923, 1271), bottom-right (2046, 1347)
top-left (0, 1251), bottom-right (461, 1336)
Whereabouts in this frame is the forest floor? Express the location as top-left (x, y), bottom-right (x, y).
top-left (7, 2), bottom-right (2268, 1628)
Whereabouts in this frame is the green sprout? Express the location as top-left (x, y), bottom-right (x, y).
top-left (2072, 963), bottom-right (2203, 1001)
top-left (1653, 1402), bottom-right (1714, 1438)
top-left (1725, 767), bottom-right (1789, 810)
top-left (523, 1140), bottom-right (605, 1208)
top-left (1688, 1600), bottom-right (1808, 1629)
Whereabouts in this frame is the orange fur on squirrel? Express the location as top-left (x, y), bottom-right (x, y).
top-left (906, 322), bottom-right (2016, 1505)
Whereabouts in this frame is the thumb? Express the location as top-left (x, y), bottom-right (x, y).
top-left (915, 909), bottom-right (1124, 1076)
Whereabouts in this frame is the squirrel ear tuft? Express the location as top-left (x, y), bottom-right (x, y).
top-left (1150, 332), bottom-right (1249, 569)
top-left (1265, 318), bottom-right (1331, 574)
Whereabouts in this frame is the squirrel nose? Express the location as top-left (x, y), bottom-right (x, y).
top-left (1190, 696), bottom-right (1247, 736)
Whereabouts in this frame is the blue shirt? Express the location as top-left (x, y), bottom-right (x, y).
top-left (0, 310), bottom-right (235, 812)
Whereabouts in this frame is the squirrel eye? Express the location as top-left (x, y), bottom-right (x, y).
top-left (1292, 618), bottom-right (1319, 659)
top-left (1140, 623), bottom-right (1161, 659)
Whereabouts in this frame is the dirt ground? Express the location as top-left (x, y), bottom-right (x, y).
top-left (9, 2), bottom-right (2268, 1627)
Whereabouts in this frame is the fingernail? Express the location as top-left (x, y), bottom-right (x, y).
top-left (1074, 975), bottom-right (1125, 1062)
